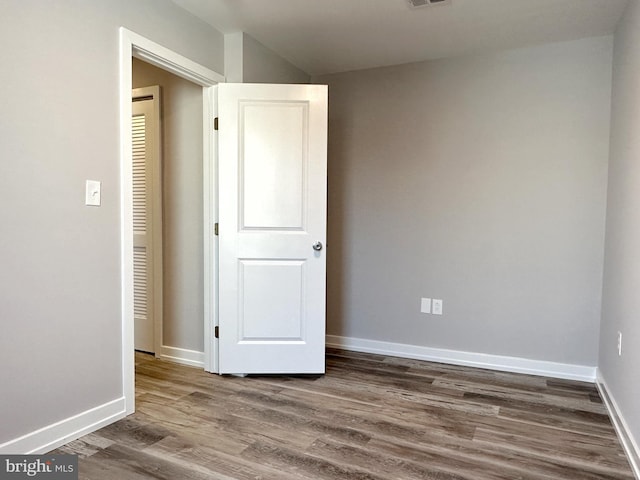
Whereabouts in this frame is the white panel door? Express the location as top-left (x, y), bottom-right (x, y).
top-left (218, 83), bottom-right (328, 374)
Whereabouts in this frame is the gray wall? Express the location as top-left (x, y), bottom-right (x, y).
top-left (242, 33), bottom-right (310, 84)
top-left (0, 0), bottom-right (223, 444)
top-left (132, 58), bottom-right (204, 353)
top-left (224, 32), bottom-right (310, 84)
top-left (314, 36), bottom-right (612, 366)
top-left (600, 0), bottom-right (640, 452)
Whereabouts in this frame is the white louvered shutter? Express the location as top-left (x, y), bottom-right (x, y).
top-left (132, 109), bottom-right (154, 353)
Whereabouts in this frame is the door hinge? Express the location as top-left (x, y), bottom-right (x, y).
top-left (214, 326), bottom-right (219, 338)
top-left (214, 222), bottom-right (219, 236)
top-left (214, 117), bottom-right (219, 131)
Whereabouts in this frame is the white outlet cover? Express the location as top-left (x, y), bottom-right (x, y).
top-left (433, 299), bottom-right (443, 315)
top-left (617, 331), bottom-right (622, 356)
top-left (420, 298), bottom-right (431, 314)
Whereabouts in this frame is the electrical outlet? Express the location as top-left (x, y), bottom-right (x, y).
top-left (420, 298), bottom-right (431, 314)
top-left (617, 331), bottom-right (622, 356)
top-left (432, 299), bottom-right (443, 315)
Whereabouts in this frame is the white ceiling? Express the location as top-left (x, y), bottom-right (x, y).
top-left (172, 0), bottom-right (628, 76)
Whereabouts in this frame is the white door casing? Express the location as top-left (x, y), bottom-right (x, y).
top-left (218, 83), bottom-right (328, 374)
top-left (132, 87), bottom-right (163, 354)
top-left (120, 27), bottom-right (224, 413)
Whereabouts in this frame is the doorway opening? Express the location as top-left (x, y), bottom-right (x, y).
top-left (119, 28), bottom-right (224, 414)
top-left (132, 60), bottom-right (208, 368)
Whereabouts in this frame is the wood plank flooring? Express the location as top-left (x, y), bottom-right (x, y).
top-left (53, 350), bottom-right (635, 479)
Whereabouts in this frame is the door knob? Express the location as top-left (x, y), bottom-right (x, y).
top-left (312, 241), bottom-right (323, 251)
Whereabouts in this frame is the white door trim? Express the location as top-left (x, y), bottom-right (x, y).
top-left (119, 27), bottom-right (224, 414)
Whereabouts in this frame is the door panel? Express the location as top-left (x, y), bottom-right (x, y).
top-left (241, 102), bottom-right (307, 229)
top-left (218, 83), bottom-right (328, 374)
top-left (239, 259), bottom-right (305, 340)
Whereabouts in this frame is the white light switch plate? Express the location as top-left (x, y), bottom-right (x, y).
top-left (85, 180), bottom-right (101, 206)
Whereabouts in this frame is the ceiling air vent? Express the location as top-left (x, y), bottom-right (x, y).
top-left (407, 0), bottom-right (451, 7)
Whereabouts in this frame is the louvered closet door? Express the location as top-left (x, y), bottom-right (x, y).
top-left (132, 90), bottom-right (161, 354)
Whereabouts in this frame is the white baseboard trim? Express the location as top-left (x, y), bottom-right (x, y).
top-left (596, 370), bottom-right (640, 479)
top-left (0, 397), bottom-right (126, 455)
top-left (158, 345), bottom-right (204, 368)
top-left (326, 335), bottom-right (596, 382)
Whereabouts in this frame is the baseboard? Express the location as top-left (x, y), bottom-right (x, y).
top-left (326, 335), bottom-right (596, 382)
top-left (596, 370), bottom-right (640, 479)
top-left (0, 397), bottom-right (126, 455)
top-left (158, 345), bottom-right (204, 368)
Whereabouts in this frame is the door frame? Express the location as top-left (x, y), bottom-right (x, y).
top-left (119, 28), bottom-right (224, 414)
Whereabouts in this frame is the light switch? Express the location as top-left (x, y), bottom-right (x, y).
top-left (85, 180), bottom-right (101, 206)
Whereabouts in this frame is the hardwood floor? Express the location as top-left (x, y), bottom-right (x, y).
top-left (54, 350), bottom-right (635, 479)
